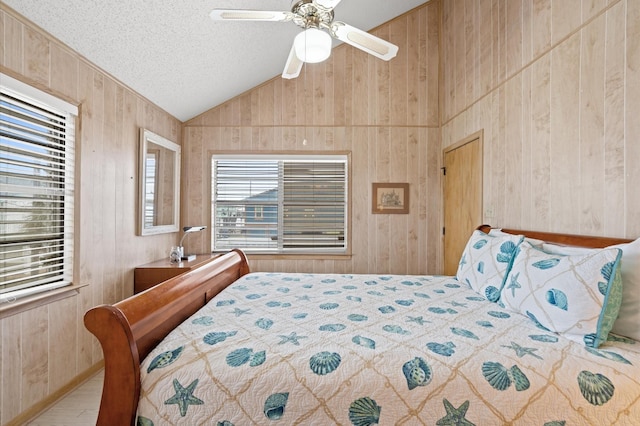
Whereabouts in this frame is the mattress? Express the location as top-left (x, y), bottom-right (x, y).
top-left (136, 272), bottom-right (640, 425)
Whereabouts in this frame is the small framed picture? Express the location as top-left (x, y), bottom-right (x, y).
top-left (372, 182), bottom-right (410, 214)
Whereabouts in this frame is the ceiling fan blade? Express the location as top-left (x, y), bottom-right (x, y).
top-left (314, 0), bottom-right (343, 10)
top-left (331, 22), bottom-right (398, 61)
top-left (282, 44), bottom-right (303, 79)
top-left (210, 9), bottom-right (291, 22)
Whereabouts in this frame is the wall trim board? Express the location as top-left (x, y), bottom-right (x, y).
top-left (183, 123), bottom-right (442, 129)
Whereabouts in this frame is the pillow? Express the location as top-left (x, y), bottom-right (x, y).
top-left (456, 230), bottom-right (524, 301)
top-left (489, 228), bottom-right (544, 247)
top-left (544, 239), bottom-right (640, 341)
top-left (501, 242), bottom-right (623, 348)
top-left (608, 238), bottom-right (640, 341)
top-left (541, 243), bottom-right (593, 256)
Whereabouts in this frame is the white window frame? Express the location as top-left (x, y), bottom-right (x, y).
top-left (212, 153), bottom-right (349, 255)
top-left (1, 74), bottom-right (77, 303)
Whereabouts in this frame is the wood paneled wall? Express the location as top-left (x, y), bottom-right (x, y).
top-left (0, 6), bottom-right (182, 425)
top-left (183, 2), bottom-right (442, 275)
top-left (7, 0), bottom-right (636, 424)
top-left (441, 0), bottom-right (639, 238)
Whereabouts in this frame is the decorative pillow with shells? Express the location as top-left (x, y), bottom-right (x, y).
top-left (456, 230), bottom-right (524, 301)
top-left (500, 242), bottom-right (623, 348)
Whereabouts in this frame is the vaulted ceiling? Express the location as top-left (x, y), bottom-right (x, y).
top-left (4, 0), bottom-right (430, 121)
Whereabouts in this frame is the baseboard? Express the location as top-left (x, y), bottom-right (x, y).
top-left (4, 360), bottom-right (104, 426)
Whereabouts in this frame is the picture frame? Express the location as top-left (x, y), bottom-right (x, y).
top-left (372, 182), bottom-right (410, 214)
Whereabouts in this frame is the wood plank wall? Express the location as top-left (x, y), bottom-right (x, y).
top-left (6, 0), bottom-right (636, 424)
top-left (0, 6), bottom-right (182, 425)
top-left (183, 2), bottom-right (442, 275)
top-left (441, 0), bottom-right (639, 238)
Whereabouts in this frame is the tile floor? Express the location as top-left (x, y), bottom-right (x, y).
top-left (27, 370), bottom-right (103, 425)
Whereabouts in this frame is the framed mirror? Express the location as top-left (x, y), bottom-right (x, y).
top-left (138, 129), bottom-right (181, 235)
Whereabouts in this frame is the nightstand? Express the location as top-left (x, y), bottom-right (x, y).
top-left (133, 253), bottom-right (221, 294)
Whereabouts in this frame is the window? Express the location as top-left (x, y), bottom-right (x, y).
top-left (254, 205), bottom-right (264, 220)
top-left (144, 150), bottom-right (158, 228)
top-left (0, 74), bottom-right (77, 303)
top-left (212, 154), bottom-right (348, 254)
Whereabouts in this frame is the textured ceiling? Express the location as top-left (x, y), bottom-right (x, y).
top-left (4, 0), bottom-right (430, 121)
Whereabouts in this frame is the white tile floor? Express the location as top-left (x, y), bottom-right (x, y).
top-left (27, 370), bottom-right (103, 425)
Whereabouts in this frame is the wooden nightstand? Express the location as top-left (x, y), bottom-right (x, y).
top-left (133, 253), bottom-right (221, 294)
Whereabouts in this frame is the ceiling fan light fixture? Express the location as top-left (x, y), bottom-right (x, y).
top-left (294, 28), bottom-right (332, 63)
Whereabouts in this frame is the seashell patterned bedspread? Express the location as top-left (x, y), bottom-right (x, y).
top-left (136, 273), bottom-right (640, 425)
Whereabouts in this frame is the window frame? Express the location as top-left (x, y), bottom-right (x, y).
top-left (0, 74), bottom-right (78, 307)
top-left (211, 152), bottom-right (351, 257)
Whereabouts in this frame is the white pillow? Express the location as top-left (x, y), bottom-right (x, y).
top-left (609, 239), bottom-right (640, 340)
top-left (456, 230), bottom-right (523, 301)
top-left (501, 243), bottom-right (623, 348)
top-left (541, 243), bottom-right (593, 256)
top-left (543, 239), bottom-right (640, 342)
top-left (489, 228), bottom-right (544, 247)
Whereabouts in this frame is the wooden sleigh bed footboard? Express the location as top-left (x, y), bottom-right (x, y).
top-left (84, 249), bottom-right (250, 426)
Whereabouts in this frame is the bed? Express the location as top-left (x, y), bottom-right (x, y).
top-left (84, 226), bottom-right (640, 425)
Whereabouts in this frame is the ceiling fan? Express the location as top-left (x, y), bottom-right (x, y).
top-left (210, 0), bottom-right (399, 79)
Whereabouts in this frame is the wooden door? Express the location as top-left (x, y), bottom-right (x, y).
top-left (443, 132), bottom-right (483, 275)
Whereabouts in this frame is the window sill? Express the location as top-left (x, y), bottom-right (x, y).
top-left (0, 284), bottom-right (87, 319)
top-left (244, 253), bottom-right (353, 261)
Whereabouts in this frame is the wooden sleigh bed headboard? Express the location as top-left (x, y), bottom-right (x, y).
top-left (83, 229), bottom-right (631, 425)
top-left (476, 225), bottom-right (631, 248)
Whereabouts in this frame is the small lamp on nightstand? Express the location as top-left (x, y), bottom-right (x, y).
top-left (178, 226), bottom-right (206, 261)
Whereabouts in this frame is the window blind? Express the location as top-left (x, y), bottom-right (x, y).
top-left (144, 152), bottom-right (158, 228)
top-left (0, 79), bottom-right (76, 300)
top-left (212, 154), bottom-right (347, 254)
top-left (282, 161), bottom-right (346, 249)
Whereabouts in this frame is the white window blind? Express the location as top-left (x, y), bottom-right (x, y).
top-left (144, 151), bottom-right (158, 228)
top-left (212, 154), bottom-right (348, 254)
top-left (0, 75), bottom-right (76, 301)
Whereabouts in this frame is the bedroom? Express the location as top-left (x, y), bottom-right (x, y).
top-left (1, 0), bottom-right (639, 425)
